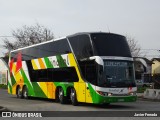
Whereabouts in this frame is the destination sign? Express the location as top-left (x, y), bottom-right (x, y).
top-left (104, 61), bottom-right (128, 67)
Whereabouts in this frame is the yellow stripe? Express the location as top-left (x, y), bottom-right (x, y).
top-left (38, 82), bottom-right (48, 97)
top-left (31, 60), bottom-right (38, 70)
top-left (52, 83), bottom-right (56, 99)
top-left (12, 63), bottom-right (16, 74)
top-left (38, 58), bottom-right (46, 69)
top-left (68, 53), bottom-right (83, 82)
top-left (45, 82), bottom-right (51, 98)
top-left (12, 84), bottom-right (17, 95)
top-left (14, 71), bottom-right (23, 82)
top-left (68, 53), bottom-right (93, 103)
top-left (45, 82), bottom-right (56, 99)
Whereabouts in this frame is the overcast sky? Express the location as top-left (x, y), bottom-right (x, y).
top-left (0, 0), bottom-right (160, 57)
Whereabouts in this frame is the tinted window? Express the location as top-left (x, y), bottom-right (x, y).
top-left (79, 60), bottom-right (98, 85)
top-left (11, 39), bottom-right (71, 61)
top-left (91, 33), bottom-right (131, 57)
top-left (39, 39), bottom-right (71, 58)
top-left (98, 60), bottom-right (136, 88)
top-left (68, 35), bottom-right (93, 60)
top-left (26, 60), bottom-right (79, 82)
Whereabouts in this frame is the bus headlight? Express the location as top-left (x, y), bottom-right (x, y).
top-left (96, 91), bottom-right (108, 96)
top-left (129, 92), bottom-right (136, 96)
top-left (96, 91), bottom-right (113, 96)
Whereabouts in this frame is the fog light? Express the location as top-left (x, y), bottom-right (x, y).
top-left (108, 93), bottom-right (112, 96)
top-left (129, 92), bottom-right (136, 96)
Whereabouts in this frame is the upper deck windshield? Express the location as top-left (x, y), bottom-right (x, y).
top-left (98, 60), bottom-right (136, 88)
top-left (91, 33), bottom-right (132, 57)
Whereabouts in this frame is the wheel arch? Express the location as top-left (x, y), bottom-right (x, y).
top-left (55, 84), bottom-right (74, 98)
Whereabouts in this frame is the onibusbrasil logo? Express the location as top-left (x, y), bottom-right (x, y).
top-left (1, 112), bottom-right (42, 118)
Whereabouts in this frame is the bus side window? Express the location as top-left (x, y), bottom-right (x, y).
top-left (38, 69), bottom-right (48, 81)
top-left (85, 64), bottom-right (97, 85)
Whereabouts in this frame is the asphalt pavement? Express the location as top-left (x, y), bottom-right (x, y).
top-left (0, 88), bottom-right (160, 112)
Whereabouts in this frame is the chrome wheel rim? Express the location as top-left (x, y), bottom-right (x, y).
top-left (70, 89), bottom-right (75, 102)
top-left (24, 90), bottom-right (27, 98)
top-left (18, 88), bottom-right (21, 97)
top-left (59, 89), bottom-right (63, 101)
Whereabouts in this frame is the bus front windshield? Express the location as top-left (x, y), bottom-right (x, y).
top-left (98, 60), bottom-right (136, 88)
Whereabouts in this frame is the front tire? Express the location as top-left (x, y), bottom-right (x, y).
top-left (70, 88), bottom-right (78, 106)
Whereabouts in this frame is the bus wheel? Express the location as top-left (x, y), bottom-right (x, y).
top-left (70, 88), bottom-right (78, 106)
top-left (17, 86), bottom-right (23, 99)
top-left (58, 88), bottom-right (66, 104)
top-left (23, 86), bottom-right (28, 99)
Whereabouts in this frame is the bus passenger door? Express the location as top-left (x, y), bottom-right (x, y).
top-left (86, 83), bottom-right (95, 103)
top-left (75, 82), bottom-right (86, 102)
top-left (85, 64), bottom-right (96, 103)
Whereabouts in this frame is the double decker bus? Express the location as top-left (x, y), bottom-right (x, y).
top-left (8, 32), bottom-right (137, 105)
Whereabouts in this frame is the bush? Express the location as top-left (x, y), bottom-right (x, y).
top-left (0, 84), bottom-right (7, 89)
top-left (137, 86), bottom-right (148, 93)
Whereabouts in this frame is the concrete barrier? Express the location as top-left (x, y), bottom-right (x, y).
top-left (155, 90), bottom-right (160, 100)
top-left (144, 89), bottom-right (160, 100)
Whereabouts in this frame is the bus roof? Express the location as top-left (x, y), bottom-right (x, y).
top-left (11, 32), bottom-right (124, 53)
top-left (67, 32), bottom-right (124, 38)
top-left (11, 36), bottom-right (66, 53)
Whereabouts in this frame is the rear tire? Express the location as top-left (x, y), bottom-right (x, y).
top-left (58, 88), bottom-right (66, 104)
top-left (23, 86), bottom-right (28, 99)
top-left (17, 86), bottom-right (23, 99)
top-left (70, 88), bottom-right (78, 106)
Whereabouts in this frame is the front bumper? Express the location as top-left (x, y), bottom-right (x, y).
top-left (95, 95), bottom-right (137, 104)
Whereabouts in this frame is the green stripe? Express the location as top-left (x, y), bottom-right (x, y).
top-left (32, 82), bottom-right (47, 98)
top-left (20, 69), bottom-right (35, 96)
top-left (88, 83), bottom-right (97, 103)
top-left (56, 55), bottom-right (67, 67)
top-left (10, 73), bottom-right (16, 86)
top-left (8, 82), bottom-right (12, 93)
top-left (44, 57), bottom-right (54, 68)
top-left (7, 69), bottom-right (13, 93)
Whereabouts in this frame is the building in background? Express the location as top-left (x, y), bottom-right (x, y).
top-left (152, 58), bottom-right (160, 89)
top-left (0, 57), bottom-right (9, 85)
top-left (152, 58), bottom-right (160, 75)
top-left (134, 57), bottom-right (153, 86)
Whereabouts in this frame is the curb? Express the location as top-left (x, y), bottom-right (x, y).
top-left (137, 97), bottom-right (160, 102)
top-left (0, 106), bottom-right (8, 111)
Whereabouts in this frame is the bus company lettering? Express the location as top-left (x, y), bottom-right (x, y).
top-left (108, 89), bottom-right (120, 93)
top-left (105, 61), bottom-right (127, 67)
top-left (52, 59), bottom-right (68, 67)
top-left (52, 60), bottom-right (59, 67)
top-left (63, 58), bottom-right (69, 66)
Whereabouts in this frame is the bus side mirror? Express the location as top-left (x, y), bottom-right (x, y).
top-left (99, 65), bottom-right (103, 74)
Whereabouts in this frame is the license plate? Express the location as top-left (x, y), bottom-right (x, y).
top-left (118, 99), bottom-right (124, 102)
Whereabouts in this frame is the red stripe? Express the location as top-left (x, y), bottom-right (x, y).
top-left (16, 52), bottom-right (22, 72)
top-left (9, 58), bottom-right (14, 73)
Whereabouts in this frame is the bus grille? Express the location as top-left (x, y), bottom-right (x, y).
top-left (112, 94), bottom-right (129, 96)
